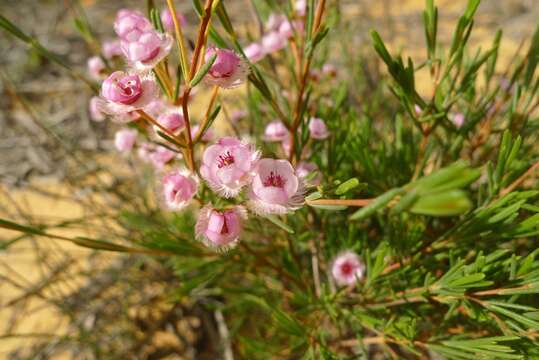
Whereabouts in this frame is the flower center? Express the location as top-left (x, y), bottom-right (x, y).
top-left (221, 217), bottom-right (229, 234)
top-left (341, 262), bottom-right (353, 276)
top-left (263, 171), bottom-right (286, 188)
top-left (217, 151), bottom-right (234, 168)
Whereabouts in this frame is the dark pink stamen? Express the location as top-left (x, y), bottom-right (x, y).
top-left (217, 151), bottom-right (234, 168)
top-left (263, 171), bottom-right (286, 188)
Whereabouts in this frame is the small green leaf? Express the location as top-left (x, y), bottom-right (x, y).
top-left (263, 215), bottom-right (294, 234)
top-left (190, 53), bottom-right (217, 87)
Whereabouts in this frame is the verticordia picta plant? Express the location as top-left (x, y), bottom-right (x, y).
top-left (1, 0), bottom-right (539, 358)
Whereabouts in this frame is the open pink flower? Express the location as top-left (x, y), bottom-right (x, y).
top-left (87, 56), bottom-right (106, 80)
top-left (161, 170), bottom-right (198, 210)
top-left (114, 9), bottom-right (152, 39)
top-left (195, 205), bottom-right (247, 250)
top-left (99, 71), bottom-right (157, 115)
top-left (204, 47), bottom-right (249, 89)
top-left (309, 117), bottom-right (330, 140)
top-left (264, 121), bottom-right (289, 142)
top-left (114, 128), bottom-right (137, 153)
top-left (248, 158), bottom-right (304, 215)
top-left (200, 137), bottom-right (260, 198)
top-left (121, 30), bottom-right (173, 70)
top-left (244, 43), bottom-right (265, 63)
top-left (89, 96), bottom-right (106, 122)
top-left (331, 251), bottom-right (365, 287)
top-left (262, 32), bottom-right (286, 53)
top-left (156, 109), bottom-right (185, 133)
top-left (160, 8), bottom-right (186, 32)
top-left (296, 162), bottom-right (321, 186)
top-left (102, 39), bottom-right (122, 59)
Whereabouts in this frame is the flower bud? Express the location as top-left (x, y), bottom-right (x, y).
top-left (114, 129), bottom-right (137, 153)
top-left (195, 205), bottom-right (246, 249)
top-left (161, 170), bottom-right (198, 210)
top-left (308, 117), bottom-right (330, 140)
top-left (204, 47), bottom-right (249, 89)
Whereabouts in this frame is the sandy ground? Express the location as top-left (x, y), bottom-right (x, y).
top-left (0, 0), bottom-right (537, 358)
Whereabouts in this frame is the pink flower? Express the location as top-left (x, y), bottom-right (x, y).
top-left (190, 124), bottom-right (215, 142)
top-left (279, 20), bottom-right (301, 39)
top-left (114, 9), bottom-right (152, 39)
top-left (296, 162), bottom-right (321, 186)
top-left (261, 32), bottom-right (286, 53)
top-left (452, 113), bottom-right (465, 128)
top-left (266, 13), bottom-right (286, 31)
top-left (149, 146), bottom-right (176, 169)
top-left (161, 170), bottom-right (198, 210)
top-left (247, 158), bottom-right (304, 215)
top-left (160, 8), bottom-right (186, 32)
top-left (331, 251), bottom-right (365, 286)
top-left (99, 71), bottom-right (157, 115)
top-left (195, 205), bottom-right (247, 249)
top-left (264, 121), bottom-right (289, 142)
top-left (231, 109), bottom-right (248, 123)
top-left (114, 128), bottom-right (137, 153)
top-left (322, 63), bottom-right (337, 77)
top-left (414, 104), bottom-right (422, 115)
top-left (121, 30), bottom-right (173, 70)
top-left (244, 43), bottom-right (265, 63)
top-left (113, 111), bottom-right (141, 124)
top-left (89, 96), bottom-right (105, 122)
top-left (156, 109), bottom-right (185, 133)
top-left (295, 0), bottom-right (307, 16)
top-left (309, 117), bottom-right (329, 140)
top-left (87, 56), bottom-right (106, 80)
top-left (144, 98), bottom-right (166, 118)
top-left (204, 47), bottom-right (249, 89)
top-left (200, 137), bottom-right (260, 198)
top-left (102, 39), bottom-right (122, 59)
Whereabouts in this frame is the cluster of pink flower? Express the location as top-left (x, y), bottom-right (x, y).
top-left (85, 6), bottom-right (364, 287)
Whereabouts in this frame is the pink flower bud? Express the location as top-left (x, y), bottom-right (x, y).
top-left (149, 146), bottom-right (176, 169)
top-left (156, 110), bottom-right (185, 133)
top-left (99, 71), bottom-right (157, 115)
top-left (308, 117), bottom-right (330, 140)
top-left (322, 63), bottom-right (337, 77)
top-left (161, 170), bottom-right (198, 210)
top-left (89, 96), bottom-right (106, 122)
top-left (160, 8), bottom-right (186, 32)
top-left (331, 251), bottom-right (365, 287)
top-left (247, 158), bottom-right (304, 215)
top-left (204, 47), bottom-right (249, 89)
top-left (102, 40), bottom-right (122, 59)
top-left (87, 56), bottom-right (106, 80)
top-left (200, 137), bottom-right (260, 198)
top-left (264, 121), bottom-right (289, 142)
top-left (120, 30), bottom-right (173, 70)
top-left (190, 124), bottom-right (215, 142)
top-left (244, 43), bottom-right (265, 63)
top-left (296, 162), bottom-right (321, 186)
top-left (231, 109), bottom-right (248, 123)
top-left (261, 32), bottom-right (286, 53)
top-left (195, 205), bottom-right (247, 249)
top-left (266, 13), bottom-right (286, 31)
top-left (114, 129), bottom-right (137, 153)
top-left (452, 113), bottom-right (465, 128)
top-left (414, 104), bottom-right (422, 115)
top-left (278, 21), bottom-right (296, 39)
top-left (114, 9), bottom-right (152, 39)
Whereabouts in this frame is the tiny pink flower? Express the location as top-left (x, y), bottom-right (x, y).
top-left (244, 43), bottom-right (265, 63)
top-left (87, 56), bottom-right (106, 80)
top-left (137, 142), bottom-right (153, 161)
top-left (296, 162), bottom-right (321, 186)
top-left (204, 47), bottom-right (249, 89)
top-left (195, 205), bottom-right (247, 249)
top-left (231, 109), bottom-right (248, 123)
top-left (190, 124), bottom-right (215, 142)
top-left (149, 146), bottom-right (176, 169)
top-left (264, 121), bottom-right (289, 142)
top-left (247, 158), bottom-right (304, 215)
top-left (161, 169), bottom-right (198, 210)
top-left (452, 113), bottom-right (465, 128)
top-left (261, 32), bottom-right (286, 53)
top-left (309, 117), bottom-right (330, 140)
top-left (114, 9), bottom-right (152, 39)
top-left (331, 251), bottom-right (365, 287)
top-left (156, 109), bottom-right (185, 133)
top-left (114, 128), bottom-right (137, 153)
top-left (121, 30), bottom-right (173, 70)
top-left (266, 13), bottom-right (286, 31)
top-left (89, 96), bottom-right (106, 122)
top-left (160, 8), bottom-right (186, 32)
top-left (278, 20), bottom-right (300, 39)
top-left (322, 63), bottom-right (337, 77)
top-left (200, 137), bottom-right (260, 198)
top-left (295, 0), bottom-right (307, 16)
top-left (414, 104), bottom-right (422, 115)
top-left (99, 71), bottom-right (157, 115)
top-left (102, 39), bottom-right (122, 59)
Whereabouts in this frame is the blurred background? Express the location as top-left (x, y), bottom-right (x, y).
top-left (0, 0), bottom-right (537, 358)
